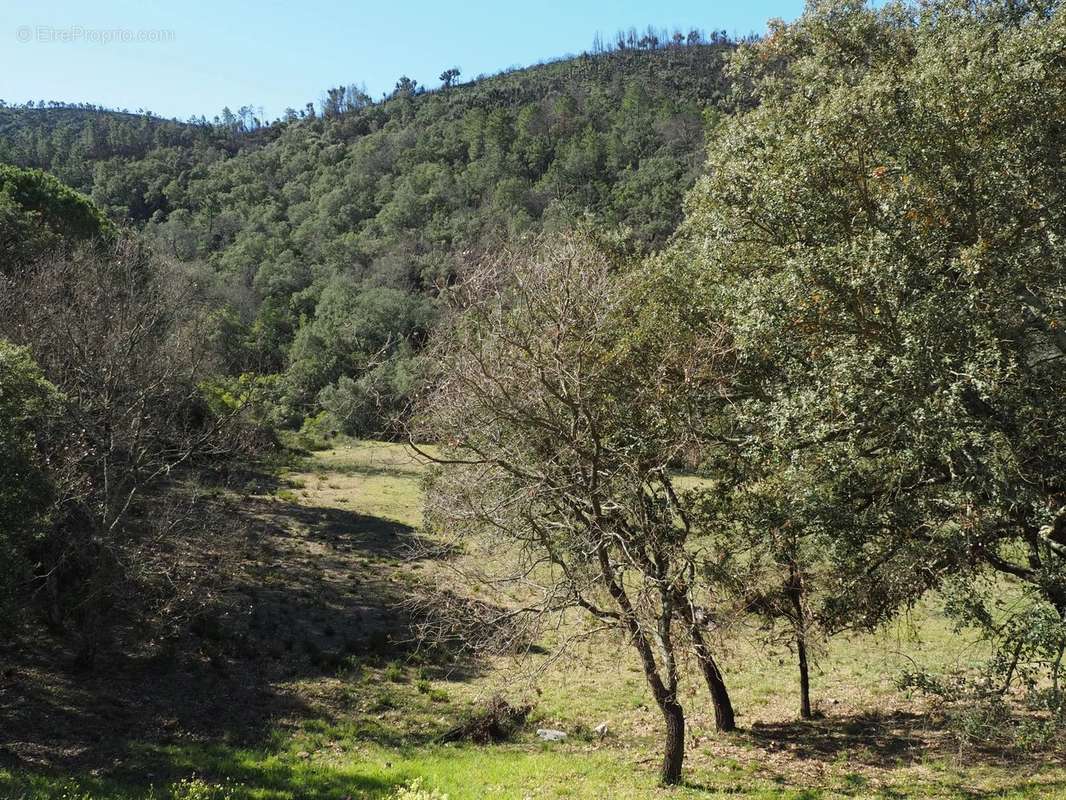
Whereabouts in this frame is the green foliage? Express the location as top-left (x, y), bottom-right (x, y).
top-left (666, 0), bottom-right (1066, 700)
top-left (282, 283), bottom-right (433, 434)
top-left (391, 779), bottom-right (449, 800)
top-left (0, 44), bottom-right (735, 433)
top-left (0, 163), bottom-right (111, 268)
top-left (200, 372), bottom-right (284, 421)
top-left (0, 162), bottom-right (111, 239)
top-left (899, 662), bottom-right (1066, 752)
top-left (0, 340), bottom-right (57, 606)
top-left (294, 410), bottom-right (340, 451)
top-left (169, 777), bottom-right (237, 800)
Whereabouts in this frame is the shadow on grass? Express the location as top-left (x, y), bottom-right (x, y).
top-left (679, 771), bottom-right (1066, 800)
top-left (0, 495), bottom-right (493, 787)
top-left (259, 498), bottom-right (426, 556)
top-left (0, 741), bottom-right (412, 799)
top-left (740, 710), bottom-right (1062, 770)
top-left (743, 711), bottom-right (930, 766)
top-left (303, 461), bottom-right (422, 481)
top-left (682, 714), bottom-right (1066, 798)
top-left (231, 497), bottom-right (482, 673)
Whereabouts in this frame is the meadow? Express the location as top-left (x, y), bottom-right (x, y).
top-left (3, 441), bottom-right (1063, 800)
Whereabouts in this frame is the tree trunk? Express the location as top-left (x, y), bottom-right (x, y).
top-left (595, 544), bottom-right (687, 784)
top-left (797, 632), bottom-right (812, 720)
top-left (678, 595), bottom-right (736, 731)
top-left (788, 561), bottom-right (812, 720)
top-left (660, 700), bottom-right (685, 786)
top-left (700, 649), bottom-right (736, 732)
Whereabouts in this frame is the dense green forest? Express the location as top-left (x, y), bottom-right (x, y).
top-left (1, 37), bottom-right (735, 437)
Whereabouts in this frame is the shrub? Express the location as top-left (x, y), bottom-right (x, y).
top-left (0, 340), bottom-right (58, 612)
top-left (168, 776), bottom-right (238, 800)
top-left (438, 696), bottom-right (533, 744)
top-left (0, 240), bottom-right (243, 666)
top-left (391, 778), bottom-right (449, 800)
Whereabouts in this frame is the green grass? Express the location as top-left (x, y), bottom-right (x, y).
top-left (0, 744), bottom-right (774, 800)
top-left (7, 736), bottom-right (1066, 799)
top-left (5, 441), bottom-right (1065, 800)
top-left (290, 439), bottom-right (428, 528)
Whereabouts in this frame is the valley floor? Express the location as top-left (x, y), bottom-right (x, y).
top-left (2, 442), bottom-right (1065, 799)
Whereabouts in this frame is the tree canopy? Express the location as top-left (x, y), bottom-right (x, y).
top-left (668, 0), bottom-right (1066, 693)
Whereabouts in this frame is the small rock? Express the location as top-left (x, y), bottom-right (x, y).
top-left (297, 751), bottom-right (310, 759)
top-left (594, 722), bottom-right (608, 739)
top-left (536, 728), bottom-right (567, 742)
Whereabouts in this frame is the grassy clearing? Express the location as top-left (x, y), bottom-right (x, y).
top-left (3, 441), bottom-right (1065, 800)
top-left (295, 441), bottom-right (429, 529)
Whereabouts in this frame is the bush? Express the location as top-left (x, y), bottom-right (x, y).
top-left (294, 410), bottom-right (340, 451)
top-left (0, 241), bottom-right (243, 666)
top-left (0, 340), bottom-right (58, 610)
top-left (0, 164), bottom-right (112, 270)
top-left (438, 696), bottom-right (533, 744)
top-left (168, 776), bottom-right (238, 800)
top-left (900, 665), bottom-right (1066, 753)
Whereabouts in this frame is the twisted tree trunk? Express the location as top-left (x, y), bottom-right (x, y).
top-left (598, 543), bottom-right (688, 784)
top-left (660, 699), bottom-right (685, 785)
top-left (677, 594), bottom-right (736, 731)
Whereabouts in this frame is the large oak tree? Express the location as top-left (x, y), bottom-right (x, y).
top-left (672, 0), bottom-right (1066, 689)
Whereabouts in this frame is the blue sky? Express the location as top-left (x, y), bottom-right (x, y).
top-left (1, 0), bottom-right (805, 121)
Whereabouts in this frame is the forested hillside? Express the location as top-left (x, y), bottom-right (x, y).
top-left (1, 38), bottom-right (735, 436)
top-left (5, 4), bottom-right (1064, 796)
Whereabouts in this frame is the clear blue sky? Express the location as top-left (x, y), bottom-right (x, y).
top-left (1, 0), bottom-right (805, 121)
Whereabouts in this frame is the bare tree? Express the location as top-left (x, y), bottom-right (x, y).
top-left (0, 239), bottom-right (241, 666)
top-left (414, 232), bottom-right (738, 785)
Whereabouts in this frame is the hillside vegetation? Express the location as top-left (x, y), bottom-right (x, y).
top-left (1, 40), bottom-right (734, 435)
top-left (1, 1), bottom-right (1065, 796)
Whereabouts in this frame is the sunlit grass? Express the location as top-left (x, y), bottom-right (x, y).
top-left (5, 441), bottom-right (1065, 800)
top-left (284, 439), bottom-right (430, 529)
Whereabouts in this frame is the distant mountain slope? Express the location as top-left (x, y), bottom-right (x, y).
top-left (0, 41), bottom-right (737, 434)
